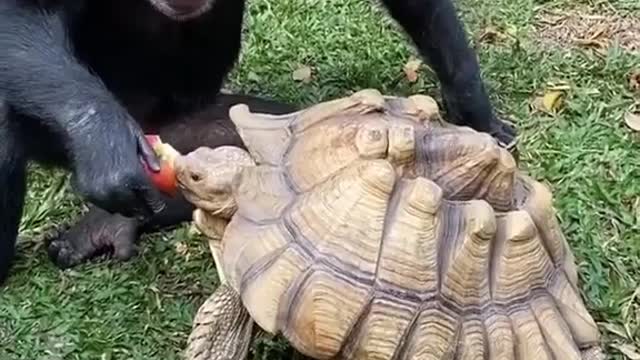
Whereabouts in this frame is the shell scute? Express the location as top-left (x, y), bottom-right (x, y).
top-left (221, 216), bottom-right (292, 291)
top-left (491, 211), bottom-right (554, 302)
top-left (282, 268), bottom-right (372, 360)
top-left (529, 295), bottom-right (582, 360)
top-left (456, 317), bottom-right (487, 360)
top-left (515, 176), bottom-right (578, 286)
top-left (417, 128), bottom-right (516, 211)
top-left (229, 104), bottom-right (295, 165)
top-left (546, 272), bottom-right (600, 347)
top-left (483, 308), bottom-right (516, 360)
top-left (237, 246), bottom-right (310, 334)
top-left (290, 89), bottom-right (386, 134)
top-left (284, 115), bottom-right (390, 192)
top-left (509, 307), bottom-right (554, 360)
top-left (399, 304), bottom-right (460, 360)
top-left (339, 297), bottom-right (418, 360)
top-left (440, 200), bottom-right (495, 307)
top-left (285, 159), bottom-right (396, 277)
top-left (233, 165), bottom-right (294, 222)
top-left (375, 177), bottom-right (442, 293)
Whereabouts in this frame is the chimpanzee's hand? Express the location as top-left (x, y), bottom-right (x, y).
top-left (69, 114), bottom-right (166, 220)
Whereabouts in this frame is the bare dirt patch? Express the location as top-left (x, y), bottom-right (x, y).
top-left (534, 7), bottom-right (640, 53)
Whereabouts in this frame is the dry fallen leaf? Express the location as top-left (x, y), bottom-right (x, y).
top-left (542, 90), bottom-right (565, 112)
top-left (478, 26), bottom-right (508, 44)
top-left (611, 343), bottom-right (640, 360)
top-left (575, 38), bottom-right (608, 49)
top-left (624, 104), bottom-right (640, 131)
top-left (403, 57), bottom-right (422, 83)
top-left (531, 83), bottom-right (570, 114)
top-left (292, 65), bottom-right (312, 83)
top-left (629, 69), bottom-right (640, 92)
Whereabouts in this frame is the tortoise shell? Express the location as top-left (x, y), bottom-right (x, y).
top-left (193, 90), bottom-right (601, 359)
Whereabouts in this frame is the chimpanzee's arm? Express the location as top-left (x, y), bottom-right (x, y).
top-left (0, 2), bottom-right (128, 137)
top-left (0, 1), bottom-right (164, 219)
top-left (379, 0), bottom-right (517, 148)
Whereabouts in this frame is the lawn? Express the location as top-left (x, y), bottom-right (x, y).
top-left (1, 0), bottom-right (639, 358)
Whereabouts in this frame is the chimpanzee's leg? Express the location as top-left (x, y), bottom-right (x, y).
top-left (0, 99), bottom-right (28, 285)
top-left (47, 94), bottom-right (297, 269)
top-left (380, 0), bottom-right (517, 149)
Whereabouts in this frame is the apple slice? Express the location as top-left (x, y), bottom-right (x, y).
top-left (143, 134), bottom-right (181, 196)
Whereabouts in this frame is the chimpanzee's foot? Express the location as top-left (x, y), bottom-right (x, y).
top-left (441, 88), bottom-right (519, 153)
top-left (486, 116), bottom-right (518, 151)
top-left (46, 206), bottom-right (139, 269)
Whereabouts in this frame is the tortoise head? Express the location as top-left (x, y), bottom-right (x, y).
top-left (175, 146), bottom-right (255, 219)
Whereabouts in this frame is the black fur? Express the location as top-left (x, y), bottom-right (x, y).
top-left (0, 0), bottom-right (516, 284)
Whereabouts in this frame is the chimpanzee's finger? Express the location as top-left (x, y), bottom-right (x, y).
top-left (133, 180), bottom-right (166, 218)
top-left (137, 132), bottom-right (161, 172)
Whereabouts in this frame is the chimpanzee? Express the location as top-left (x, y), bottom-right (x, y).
top-left (0, 0), bottom-right (517, 285)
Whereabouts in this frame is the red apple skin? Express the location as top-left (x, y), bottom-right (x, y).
top-left (142, 134), bottom-right (178, 196)
top-left (145, 134), bottom-right (161, 147)
top-left (143, 160), bottom-right (178, 196)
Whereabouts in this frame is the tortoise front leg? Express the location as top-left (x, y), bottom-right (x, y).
top-left (185, 282), bottom-right (255, 360)
top-left (186, 209), bottom-right (253, 359)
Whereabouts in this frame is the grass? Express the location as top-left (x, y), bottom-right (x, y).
top-left (1, 0), bottom-right (639, 358)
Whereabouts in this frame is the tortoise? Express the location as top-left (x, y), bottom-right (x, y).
top-left (171, 89), bottom-right (603, 360)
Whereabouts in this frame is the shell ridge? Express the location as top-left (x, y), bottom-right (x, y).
top-left (434, 154), bottom-right (496, 197)
top-left (509, 304), bottom-right (555, 359)
top-left (232, 211), bottom-right (280, 227)
top-left (514, 178), bottom-right (558, 258)
top-left (489, 214), bottom-right (508, 301)
top-left (283, 156), bottom-right (363, 195)
top-left (530, 294), bottom-right (583, 360)
top-left (431, 152), bottom-right (497, 200)
top-left (233, 165), bottom-right (296, 221)
top-left (290, 90), bottom-right (385, 133)
top-left (471, 166), bottom-right (505, 204)
top-left (440, 200), bottom-right (494, 311)
top-left (279, 266), bottom-right (316, 353)
top-left (455, 315), bottom-right (488, 360)
top-left (372, 178), bottom-right (406, 290)
top-left (402, 304), bottom-right (462, 359)
top-left (238, 245), bottom-right (289, 295)
top-left (333, 291), bottom-right (376, 359)
top-left (517, 177), bottom-right (579, 287)
top-left (451, 320), bottom-right (465, 359)
top-left (281, 163), bottom-right (303, 195)
top-left (435, 202), bottom-right (464, 296)
top-left (389, 307), bottom-right (422, 360)
top-left (491, 211), bottom-right (555, 305)
top-left (283, 212), bottom-right (379, 284)
top-left (285, 159), bottom-right (395, 278)
top-left (544, 271), bottom-right (600, 347)
top-left (482, 305), bottom-right (517, 359)
top-left (480, 312), bottom-right (491, 360)
top-left (283, 267), bottom-right (373, 358)
top-left (280, 265), bottom-right (314, 327)
top-left (528, 301), bottom-right (562, 357)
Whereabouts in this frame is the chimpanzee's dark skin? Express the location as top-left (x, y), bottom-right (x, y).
top-left (0, 0), bottom-right (516, 284)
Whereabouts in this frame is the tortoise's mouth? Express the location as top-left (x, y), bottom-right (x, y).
top-left (147, 0), bottom-right (214, 21)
